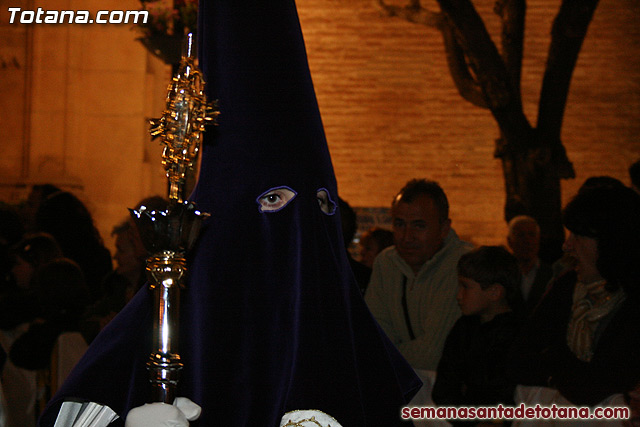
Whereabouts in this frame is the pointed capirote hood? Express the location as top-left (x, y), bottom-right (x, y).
top-left (39, 1), bottom-right (420, 426)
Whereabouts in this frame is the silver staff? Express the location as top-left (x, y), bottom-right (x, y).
top-left (130, 32), bottom-right (218, 403)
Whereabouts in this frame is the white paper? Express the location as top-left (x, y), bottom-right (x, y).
top-left (54, 401), bottom-right (119, 427)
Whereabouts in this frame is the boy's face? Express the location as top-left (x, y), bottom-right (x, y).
top-left (456, 276), bottom-right (494, 318)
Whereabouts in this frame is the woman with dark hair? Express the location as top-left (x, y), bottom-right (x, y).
top-left (35, 191), bottom-right (112, 303)
top-left (507, 185), bottom-right (640, 407)
top-left (9, 258), bottom-right (90, 371)
top-left (9, 258), bottom-right (90, 414)
top-left (0, 233), bottom-right (63, 331)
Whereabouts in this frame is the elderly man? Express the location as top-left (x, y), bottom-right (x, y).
top-left (506, 215), bottom-right (553, 316)
top-left (365, 178), bottom-right (472, 371)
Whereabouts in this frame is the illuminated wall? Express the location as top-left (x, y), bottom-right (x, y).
top-left (1, 0), bottom-right (638, 252)
top-left (299, 0), bottom-right (640, 246)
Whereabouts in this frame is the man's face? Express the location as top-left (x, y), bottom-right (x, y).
top-left (392, 195), bottom-right (450, 273)
top-left (508, 221), bottom-right (540, 262)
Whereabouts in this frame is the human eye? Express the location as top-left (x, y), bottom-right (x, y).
top-left (256, 186), bottom-right (297, 213)
top-left (316, 188), bottom-right (336, 215)
top-left (411, 221), bottom-right (427, 230)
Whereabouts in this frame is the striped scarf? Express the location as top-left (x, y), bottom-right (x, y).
top-left (566, 279), bottom-right (625, 362)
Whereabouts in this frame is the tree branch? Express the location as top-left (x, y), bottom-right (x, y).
top-left (496, 0), bottom-right (525, 104)
top-left (435, 0), bottom-right (531, 143)
top-left (440, 21), bottom-right (488, 108)
top-left (535, 0), bottom-right (598, 179)
top-left (537, 0), bottom-right (599, 143)
top-left (375, 0), bottom-right (487, 108)
top-left (375, 0), bottom-right (443, 27)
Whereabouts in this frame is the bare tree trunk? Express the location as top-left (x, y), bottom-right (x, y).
top-left (433, 0), bottom-right (568, 260)
top-left (499, 0), bottom-right (598, 261)
top-left (497, 131), bottom-right (568, 262)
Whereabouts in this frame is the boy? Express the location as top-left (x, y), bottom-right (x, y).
top-left (432, 246), bottom-right (521, 424)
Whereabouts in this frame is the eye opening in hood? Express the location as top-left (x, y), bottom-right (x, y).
top-left (257, 186), bottom-right (297, 213)
top-left (317, 188), bottom-right (336, 215)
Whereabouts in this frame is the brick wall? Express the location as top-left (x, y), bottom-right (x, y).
top-left (297, 0), bottom-right (640, 247)
top-left (3, 0), bottom-right (638, 255)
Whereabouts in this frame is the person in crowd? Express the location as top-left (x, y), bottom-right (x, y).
top-left (80, 195), bottom-right (168, 343)
top-left (34, 190), bottom-right (112, 302)
top-left (0, 203), bottom-right (25, 247)
top-left (506, 215), bottom-right (553, 316)
top-left (9, 257), bottom-right (90, 420)
top-left (0, 202), bottom-right (25, 304)
top-left (23, 184), bottom-right (61, 233)
top-left (0, 234), bottom-right (61, 427)
top-left (110, 220), bottom-right (147, 302)
top-left (507, 185), bottom-right (640, 407)
top-left (580, 175), bottom-right (625, 192)
top-left (11, 233), bottom-right (63, 290)
top-left (39, 1), bottom-right (421, 425)
top-left (549, 175), bottom-right (627, 282)
top-left (432, 246), bottom-right (521, 424)
top-left (0, 233), bottom-right (63, 331)
top-left (365, 178), bottom-right (473, 372)
top-left (358, 226), bottom-right (394, 269)
top-left (0, 243), bottom-right (14, 305)
top-left (9, 258), bottom-right (89, 371)
top-left (629, 159), bottom-right (640, 194)
top-left (338, 197), bottom-right (371, 294)
top-left (79, 219), bottom-right (148, 344)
